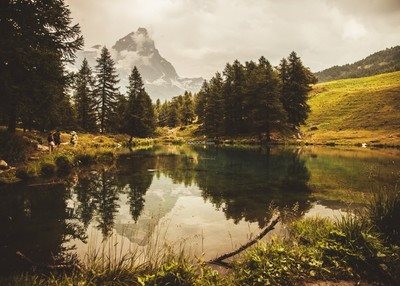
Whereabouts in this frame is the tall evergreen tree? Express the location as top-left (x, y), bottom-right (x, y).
top-left (94, 47), bottom-right (119, 133)
top-left (279, 52), bottom-right (314, 128)
top-left (204, 72), bottom-right (225, 137)
top-left (167, 99), bottom-right (181, 127)
top-left (0, 0), bottom-right (83, 132)
top-left (251, 57), bottom-right (287, 140)
top-left (124, 66), bottom-right (155, 139)
top-left (181, 91), bottom-right (195, 125)
top-left (194, 81), bottom-right (209, 124)
top-left (74, 58), bottom-right (97, 132)
top-left (223, 60), bottom-right (246, 134)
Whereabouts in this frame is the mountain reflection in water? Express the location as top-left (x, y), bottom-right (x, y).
top-left (1, 145), bottom-right (399, 274)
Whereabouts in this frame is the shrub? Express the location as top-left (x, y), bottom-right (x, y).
top-left (40, 162), bottom-right (56, 176)
top-left (15, 167), bottom-right (35, 180)
top-left (366, 190), bottom-right (400, 244)
top-left (75, 153), bottom-right (96, 166)
top-left (97, 151), bottom-right (115, 163)
top-left (137, 260), bottom-right (196, 286)
top-left (0, 130), bottom-right (31, 163)
top-left (55, 155), bottom-right (73, 174)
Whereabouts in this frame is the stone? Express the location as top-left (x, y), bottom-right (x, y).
top-left (0, 160), bottom-right (8, 170)
top-left (37, 144), bottom-right (49, 151)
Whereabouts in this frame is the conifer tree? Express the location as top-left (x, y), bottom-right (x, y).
top-left (204, 72), bottom-right (225, 137)
top-left (167, 98), bottom-right (181, 127)
top-left (74, 58), bottom-right (98, 132)
top-left (223, 60), bottom-right (246, 134)
top-left (181, 91), bottom-right (195, 125)
top-left (194, 81), bottom-right (209, 124)
top-left (94, 47), bottom-right (120, 133)
top-left (1, 0), bottom-right (83, 132)
top-left (251, 57), bottom-right (287, 141)
top-left (124, 66), bottom-right (155, 139)
top-left (279, 52), bottom-right (314, 128)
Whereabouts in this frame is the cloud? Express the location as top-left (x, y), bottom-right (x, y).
top-left (66, 0), bottom-right (400, 77)
top-left (342, 19), bottom-right (367, 40)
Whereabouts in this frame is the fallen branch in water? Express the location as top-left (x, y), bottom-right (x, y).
top-left (208, 216), bottom-right (280, 266)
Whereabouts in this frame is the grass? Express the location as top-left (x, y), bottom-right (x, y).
top-left (2, 189), bottom-right (399, 285)
top-left (0, 130), bottom-right (155, 184)
top-left (303, 71), bottom-right (400, 146)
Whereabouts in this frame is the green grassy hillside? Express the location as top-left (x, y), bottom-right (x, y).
top-left (303, 71), bottom-right (400, 146)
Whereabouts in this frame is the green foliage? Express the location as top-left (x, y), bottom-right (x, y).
top-left (279, 52), bottom-right (315, 128)
top-left (75, 153), bottom-right (97, 166)
top-left (55, 155), bottom-right (74, 174)
top-left (40, 162), bottom-right (56, 177)
top-left (94, 46), bottom-right (120, 133)
top-left (315, 46), bottom-right (400, 82)
top-left (366, 190), bottom-right (400, 244)
top-left (305, 71), bottom-right (400, 145)
top-left (0, 130), bottom-right (31, 163)
top-left (193, 52), bottom-right (313, 139)
top-left (235, 216), bottom-right (400, 285)
top-left (123, 66), bottom-right (156, 138)
top-left (138, 260), bottom-right (196, 286)
top-left (73, 58), bottom-right (98, 132)
top-left (0, 0), bottom-right (83, 132)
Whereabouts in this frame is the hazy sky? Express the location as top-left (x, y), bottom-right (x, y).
top-left (66, 0), bottom-right (400, 79)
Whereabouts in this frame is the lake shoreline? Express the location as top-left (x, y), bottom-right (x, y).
top-left (1, 128), bottom-right (400, 185)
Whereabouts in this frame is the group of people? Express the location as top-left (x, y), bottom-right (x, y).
top-left (47, 130), bottom-right (78, 153)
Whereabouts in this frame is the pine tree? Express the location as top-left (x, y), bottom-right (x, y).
top-left (280, 52), bottom-right (313, 128)
top-left (223, 60), bottom-right (246, 135)
top-left (167, 98), bottom-right (181, 127)
top-left (74, 58), bottom-right (98, 132)
top-left (0, 0), bottom-right (83, 132)
top-left (124, 66), bottom-right (155, 139)
top-left (94, 47), bottom-right (119, 133)
top-left (251, 57), bottom-right (287, 141)
top-left (181, 91), bottom-right (195, 125)
top-left (194, 81), bottom-right (208, 124)
top-left (204, 72), bottom-right (225, 137)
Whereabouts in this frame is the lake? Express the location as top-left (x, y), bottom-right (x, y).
top-left (0, 144), bottom-right (399, 274)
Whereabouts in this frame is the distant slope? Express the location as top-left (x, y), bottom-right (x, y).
top-left (315, 46), bottom-right (400, 82)
top-left (304, 71), bottom-right (400, 145)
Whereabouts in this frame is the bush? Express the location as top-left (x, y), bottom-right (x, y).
top-left (55, 155), bottom-right (73, 174)
top-left (75, 153), bottom-right (96, 166)
top-left (15, 167), bottom-right (35, 180)
top-left (138, 260), bottom-right (196, 286)
top-left (235, 216), bottom-right (400, 285)
top-left (0, 130), bottom-right (31, 163)
top-left (97, 151), bottom-right (115, 163)
top-left (40, 162), bottom-right (56, 176)
top-left (366, 190), bottom-right (400, 244)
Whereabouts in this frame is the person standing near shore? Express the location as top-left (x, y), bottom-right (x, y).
top-left (54, 130), bottom-right (61, 146)
top-left (47, 132), bottom-right (55, 153)
top-left (70, 131), bottom-right (78, 146)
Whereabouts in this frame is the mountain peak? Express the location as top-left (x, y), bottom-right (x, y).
top-left (73, 27), bottom-right (204, 100)
top-left (113, 27), bottom-right (155, 55)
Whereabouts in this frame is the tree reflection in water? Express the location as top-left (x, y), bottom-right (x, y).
top-left (0, 145), bottom-right (313, 274)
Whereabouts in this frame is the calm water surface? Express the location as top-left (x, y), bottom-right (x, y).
top-left (0, 144), bottom-right (399, 274)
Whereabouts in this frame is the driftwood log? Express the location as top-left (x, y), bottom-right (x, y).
top-left (208, 216), bottom-right (280, 267)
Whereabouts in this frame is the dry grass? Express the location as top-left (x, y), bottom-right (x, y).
top-left (303, 71), bottom-right (400, 146)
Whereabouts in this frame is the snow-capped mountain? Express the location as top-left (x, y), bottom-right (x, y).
top-left (73, 28), bottom-right (204, 101)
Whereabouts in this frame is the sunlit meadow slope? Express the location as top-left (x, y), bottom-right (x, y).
top-left (304, 71), bottom-right (400, 145)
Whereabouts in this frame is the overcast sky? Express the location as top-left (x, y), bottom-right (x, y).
top-left (66, 0), bottom-right (400, 79)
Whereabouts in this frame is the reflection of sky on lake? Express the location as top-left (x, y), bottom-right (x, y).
top-left (1, 145), bottom-right (399, 273)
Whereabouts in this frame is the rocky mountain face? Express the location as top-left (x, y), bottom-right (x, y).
top-left (73, 28), bottom-right (204, 100)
